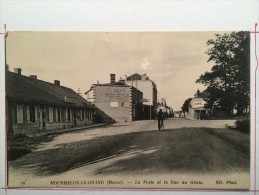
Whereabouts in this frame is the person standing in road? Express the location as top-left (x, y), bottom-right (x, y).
top-left (157, 109), bottom-right (164, 130)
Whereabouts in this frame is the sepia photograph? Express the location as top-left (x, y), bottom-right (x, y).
top-left (5, 31), bottom-right (250, 189)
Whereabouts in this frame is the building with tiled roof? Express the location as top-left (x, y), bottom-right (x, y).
top-left (6, 68), bottom-right (94, 137)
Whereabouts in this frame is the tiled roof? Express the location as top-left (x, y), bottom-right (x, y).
top-left (126, 73), bottom-right (142, 81)
top-left (6, 71), bottom-right (93, 108)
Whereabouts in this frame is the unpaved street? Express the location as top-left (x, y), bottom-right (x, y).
top-left (35, 118), bottom-right (236, 151)
top-left (8, 119), bottom-right (249, 187)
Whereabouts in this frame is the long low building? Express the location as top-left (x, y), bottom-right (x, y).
top-left (6, 68), bottom-right (94, 137)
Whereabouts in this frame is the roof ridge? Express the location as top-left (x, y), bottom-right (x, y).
top-left (7, 71), bottom-right (73, 90)
top-left (6, 71), bottom-right (92, 108)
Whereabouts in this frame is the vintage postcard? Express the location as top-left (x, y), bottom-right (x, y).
top-left (5, 31), bottom-right (250, 189)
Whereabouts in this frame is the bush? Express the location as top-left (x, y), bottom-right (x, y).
top-left (235, 118), bottom-right (250, 134)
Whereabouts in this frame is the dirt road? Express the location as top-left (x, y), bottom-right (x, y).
top-left (8, 119), bottom-right (249, 187)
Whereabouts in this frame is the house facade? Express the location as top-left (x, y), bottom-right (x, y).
top-left (86, 74), bottom-right (143, 123)
top-left (186, 90), bottom-right (209, 120)
top-left (6, 69), bottom-right (94, 137)
top-left (186, 98), bottom-right (207, 120)
top-left (125, 73), bottom-right (158, 120)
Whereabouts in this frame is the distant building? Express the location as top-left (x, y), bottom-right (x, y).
top-left (174, 111), bottom-right (182, 118)
top-left (6, 69), bottom-right (94, 137)
top-left (86, 74), bottom-right (143, 123)
top-left (186, 89), bottom-right (209, 120)
top-left (157, 98), bottom-right (174, 117)
top-left (125, 73), bottom-right (157, 120)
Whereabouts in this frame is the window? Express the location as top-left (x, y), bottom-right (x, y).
top-left (16, 105), bottom-right (24, 124)
top-left (66, 108), bottom-right (71, 121)
top-left (45, 107), bottom-right (49, 122)
top-left (89, 110), bottom-right (92, 120)
top-left (48, 107), bottom-right (54, 122)
top-left (61, 107), bottom-right (65, 122)
top-left (85, 110), bottom-right (87, 120)
top-left (57, 107), bottom-right (61, 122)
top-left (23, 105), bottom-right (27, 123)
top-left (81, 109), bottom-right (85, 120)
top-left (53, 107), bottom-right (57, 122)
top-left (29, 105), bottom-right (35, 122)
top-left (53, 107), bottom-right (61, 122)
top-left (12, 105), bottom-right (17, 124)
top-left (110, 102), bottom-right (119, 107)
top-left (87, 109), bottom-right (89, 120)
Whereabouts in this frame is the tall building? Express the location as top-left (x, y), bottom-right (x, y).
top-left (125, 73), bottom-right (158, 119)
top-left (85, 74), bottom-right (143, 123)
top-left (6, 68), bottom-right (94, 137)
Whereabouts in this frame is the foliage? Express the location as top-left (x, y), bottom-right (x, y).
top-left (235, 118), bottom-right (250, 134)
top-left (196, 31), bottom-right (250, 117)
top-left (181, 98), bottom-right (192, 114)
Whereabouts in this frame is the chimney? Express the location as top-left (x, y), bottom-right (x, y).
top-left (119, 77), bottom-right (125, 84)
top-left (14, 68), bottom-right (22, 75)
top-left (29, 75), bottom-right (37, 79)
top-left (110, 73), bottom-right (116, 84)
top-left (54, 80), bottom-right (60, 86)
top-left (141, 74), bottom-right (147, 80)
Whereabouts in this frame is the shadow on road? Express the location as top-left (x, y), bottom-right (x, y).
top-left (9, 127), bottom-right (250, 177)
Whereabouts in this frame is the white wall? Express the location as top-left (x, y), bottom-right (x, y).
top-left (190, 98), bottom-right (206, 109)
top-left (125, 80), bottom-right (153, 106)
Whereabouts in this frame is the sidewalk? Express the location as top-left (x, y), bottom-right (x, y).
top-left (27, 123), bottom-right (109, 137)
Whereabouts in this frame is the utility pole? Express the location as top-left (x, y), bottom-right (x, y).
top-left (150, 105), bottom-right (152, 120)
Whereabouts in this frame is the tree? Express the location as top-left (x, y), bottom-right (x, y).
top-left (196, 31), bottom-right (250, 117)
top-left (181, 98), bottom-right (192, 115)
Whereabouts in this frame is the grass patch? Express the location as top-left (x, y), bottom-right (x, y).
top-left (8, 134), bottom-right (55, 161)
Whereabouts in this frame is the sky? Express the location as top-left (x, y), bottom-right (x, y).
top-left (6, 31), bottom-right (226, 111)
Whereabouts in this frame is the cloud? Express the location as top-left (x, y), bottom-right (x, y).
top-left (140, 57), bottom-right (152, 70)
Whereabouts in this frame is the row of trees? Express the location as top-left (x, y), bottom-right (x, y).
top-left (197, 31), bottom-right (250, 117)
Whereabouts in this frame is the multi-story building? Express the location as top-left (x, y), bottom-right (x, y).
top-left (6, 68), bottom-right (94, 137)
top-left (86, 74), bottom-right (143, 123)
top-left (125, 73), bottom-right (158, 119)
